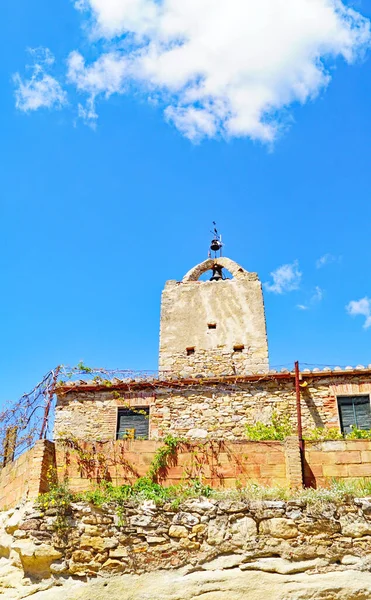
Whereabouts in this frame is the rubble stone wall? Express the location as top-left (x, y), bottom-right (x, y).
top-left (3, 496), bottom-right (371, 593)
top-left (54, 373), bottom-right (371, 441)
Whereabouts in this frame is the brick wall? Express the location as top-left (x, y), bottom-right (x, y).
top-left (3, 437), bottom-right (371, 509)
top-left (304, 439), bottom-right (371, 487)
top-left (55, 439), bottom-right (289, 491)
top-left (0, 440), bottom-right (55, 510)
top-left (55, 373), bottom-right (371, 442)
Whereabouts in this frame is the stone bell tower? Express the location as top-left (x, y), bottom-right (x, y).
top-left (159, 230), bottom-right (269, 379)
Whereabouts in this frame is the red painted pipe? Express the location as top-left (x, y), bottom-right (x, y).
top-left (295, 361), bottom-right (304, 452)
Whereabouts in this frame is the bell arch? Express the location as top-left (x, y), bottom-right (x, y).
top-left (182, 257), bottom-right (248, 283)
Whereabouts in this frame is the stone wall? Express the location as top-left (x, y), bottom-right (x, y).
top-left (0, 441), bottom-right (55, 510)
top-left (55, 372), bottom-right (371, 441)
top-left (304, 439), bottom-right (371, 488)
top-left (4, 496), bottom-right (371, 598)
top-left (2, 437), bottom-right (371, 514)
top-left (54, 439), bottom-right (293, 492)
top-left (159, 257), bottom-right (269, 378)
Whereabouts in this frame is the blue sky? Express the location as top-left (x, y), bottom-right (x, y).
top-left (2, 0), bottom-right (371, 403)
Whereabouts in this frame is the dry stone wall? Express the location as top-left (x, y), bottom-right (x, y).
top-left (4, 497), bottom-right (371, 598)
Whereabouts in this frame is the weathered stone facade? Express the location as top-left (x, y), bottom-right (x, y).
top-left (53, 251), bottom-right (371, 445)
top-left (159, 257), bottom-right (269, 378)
top-left (54, 369), bottom-right (371, 442)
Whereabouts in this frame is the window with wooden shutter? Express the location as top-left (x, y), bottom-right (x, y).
top-left (337, 396), bottom-right (371, 435)
top-left (116, 408), bottom-right (150, 440)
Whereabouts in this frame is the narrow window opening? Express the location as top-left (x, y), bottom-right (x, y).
top-left (338, 395), bottom-right (371, 435)
top-left (116, 407), bottom-right (149, 440)
top-left (208, 323), bottom-right (217, 330)
top-left (187, 347), bottom-right (195, 356)
top-left (233, 344), bottom-right (244, 353)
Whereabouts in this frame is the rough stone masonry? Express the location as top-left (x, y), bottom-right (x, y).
top-left (53, 251), bottom-right (371, 444)
top-left (3, 498), bottom-right (371, 599)
top-left (159, 257), bottom-right (269, 378)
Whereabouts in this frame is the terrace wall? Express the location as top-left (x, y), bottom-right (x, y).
top-left (3, 437), bottom-right (371, 510)
top-left (0, 440), bottom-right (55, 510)
top-left (54, 438), bottom-right (297, 492)
top-left (304, 439), bottom-right (371, 488)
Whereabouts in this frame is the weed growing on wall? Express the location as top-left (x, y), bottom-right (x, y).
top-left (346, 426), bottom-right (371, 439)
top-left (303, 427), bottom-right (344, 441)
top-left (245, 412), bottom-right (293, 441)
top-left (147, 435), bottom-right (186, 482)
top-left (303, 426), bottom-right (371, 441)
top-left (245, 414), bottom-right (371, 442)
top-left (80, 477), bottom-right (212, 508)
top-left (37, 468), bottom-right (74, 533)
top-left (38, 476), bottom-right (371, 519)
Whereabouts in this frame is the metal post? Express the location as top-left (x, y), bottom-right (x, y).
top-left (295, 361), bottom-right (303, 453)
top-left (40, 366), bottom-right (61, 440)
top-left (3, 426), bottom-right (17, 467)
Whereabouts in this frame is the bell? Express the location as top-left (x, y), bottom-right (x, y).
top-left (210, 265), bottom-right (223, 281)
top-left (210, 238), bottom-right (222, 252)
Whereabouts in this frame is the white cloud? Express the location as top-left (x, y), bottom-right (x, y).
top-left (265, 260), bottom-right (302, 294)
top-left (61, 0), bottom-right (370, 139)
top-left (346, 297), bottom-right (371, 329)
top-left (297, 304), bottom-right (309, 311)
top-left (14, 48), bottom-right (67, 112)
top-left (67, 51), bottom-right (129, 124)
top-left (296, 286), bottom-right (324, 310)
top-left (316, 253), bottom-right (341, 268)
top-left (312, 286), bottom-right (324, 303)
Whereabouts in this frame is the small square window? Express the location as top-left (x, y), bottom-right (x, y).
top-left (117, 408), bottom-right (149, 440)
top-left (208, 323), bottom-right (217, 330)
top-left (187, 347), bottom-right (195, 356)
top-left (233, 345), bottom-right (244, 353)
top-left (338, 396), bottom-right (371, 435)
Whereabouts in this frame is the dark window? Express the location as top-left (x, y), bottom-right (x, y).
top-left (117, 408), bottom-right (149, 440)
top-left (233, 345), bottom-right (244, 352)
top-left (187, 347), bottom-right (195, 356)
top-left (338, 396), bottom-right (371, 435)
top-left (208, 323), bottom-right (217, 329)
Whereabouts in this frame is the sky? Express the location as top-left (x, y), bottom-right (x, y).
top-left (2, 0), bottom-right (371, 404)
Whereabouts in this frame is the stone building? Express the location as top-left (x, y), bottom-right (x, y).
top-left (159, 256), bottom-right (269, 378)
top-left (54, 249), bottom-right (371, 443)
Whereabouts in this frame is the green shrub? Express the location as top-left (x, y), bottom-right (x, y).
top-left (346, 426), bottom-right (371, 440)
top-left (304, 425), bottom-right (371, 441)
top-left (80, 476), bottom-right (213, 508)
top-left (304, 427), bottom-right (343, 441)
top-left (245, 411), bottom-right (293, 441)
top-left (37, 469), bottom-right (75, 532)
